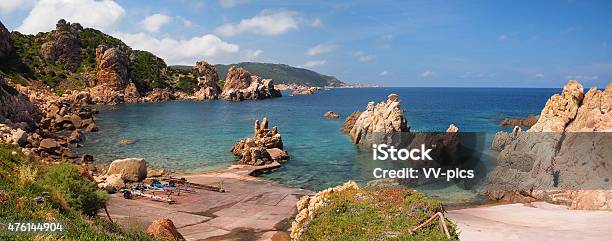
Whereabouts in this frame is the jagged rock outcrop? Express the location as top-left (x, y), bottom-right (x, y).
top-left (143, 88), bottom-right (174, 102)
top-left (220, 66), bottom-right (281, 101)
top-left (94, 45), bottom-right (130, 89)
top-left (0, 21), bottom-right (11, 58)
top-left (229, 117), bottom-right (288, 165)
top-left (347, 94), bottom-right (409, 145)
top-left (486, 80), bottom-right (612, 210)
top-left (290, 181), bottom-right (360, 240)
top-left (40, 19), bottom-right (83, 72)
top-left (341, 111), bottom-right (362, 133)
top-left (193, 61), bottom-right (221, 100)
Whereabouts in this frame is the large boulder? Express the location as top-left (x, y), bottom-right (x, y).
top-left (341, 111), bottom-right (362, 133)
top-left (347, 93), bottom-right (409, 145)
top-left (146, 218), bottom-right (185, 240)
top-left (106, 158), bottom-right (147, 182)
top-left (40, 19), bottom-right (83, 72)
top-left (0, 77), bottom-right (41, 129)
top-left (220, 66), bottom-right (281, 101)
top-left (0, 20), bottom-right (11, 58)
top-left (485, 80), bottom-right (612, 210)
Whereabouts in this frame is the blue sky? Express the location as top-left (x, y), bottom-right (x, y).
top-left (1, 0), bottom-right (611, 87)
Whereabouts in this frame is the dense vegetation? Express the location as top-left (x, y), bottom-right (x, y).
top-left (301, 186), bottom-right (459, 240)
top-left (214, 62), bottom-right (344, 87)
top-left (174, 76), bottom-right (198, 94)
top-left (0, 145), bottom-right (158, 240)
top-left (129, 50), bottom-right (170, 92)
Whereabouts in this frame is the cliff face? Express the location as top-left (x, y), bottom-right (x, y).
top-left (220, 66), bottom-right (281, 101)
top-left (486, 80), bottom-right (612, 210)
top-left (193, 61), bottom-right (221, 100)
top-left (94, 45), bottom-right (130, 89)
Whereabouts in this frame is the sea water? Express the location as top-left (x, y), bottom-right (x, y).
top-left (78, 87), bottom-right (557, 204)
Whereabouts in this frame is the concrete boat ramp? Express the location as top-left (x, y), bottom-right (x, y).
top-left (103, 164), bottom-right (312, 241)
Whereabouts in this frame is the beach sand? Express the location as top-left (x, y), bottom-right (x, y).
top-left (447, 202), bottom-right (612, 241)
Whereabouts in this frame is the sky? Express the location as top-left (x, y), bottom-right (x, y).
top-left (1, 0), bottom-right (611, 88)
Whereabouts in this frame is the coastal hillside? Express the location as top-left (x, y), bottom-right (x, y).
top-left (213, 62), bottom-right (344, 87)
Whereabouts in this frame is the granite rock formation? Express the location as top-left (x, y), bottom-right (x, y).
top-left (230, 117), bottom-right (289, 165)
top-left (40, 19), bottom-right (83, 72)
top-left (0, 77), bottom-right (41, 129)
top-left (341, 111), bottom-right (362, 133)
top-left (146, 218), bottom-right (185, 241)
top-left (292, 87), bottom-right (319, 95)
top-left (193, 61), bottom-right (221, 100)
top-left (220, 66), bottom-right (281, 101)
top-left (486, 80), bottom-right (612, 210)
top-left (323, 111), bottom-right (340, 119)
top-left (347, 93), bottom-right (409, 145)
top-left (499, 115), bottom-right (538, 127)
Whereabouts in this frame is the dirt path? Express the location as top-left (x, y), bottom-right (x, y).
top-left (447, 202), bottom-right (612, 241)
top-left (103, 164), bottom-right (312, 241)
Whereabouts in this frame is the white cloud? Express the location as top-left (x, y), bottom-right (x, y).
top-left (304, 60), bottom-right (326, 68)
top-left (379, 71), bottom-right (388, 76)
top-left (139, 13), bottom-right (172, 33)
top-left (215, 9), bottom-right (299, 36)
top-left (16, 0), bottom-right (125, 34)
top-left (421, 70), bottom-right (435, 78)
top-left (241, 49), bottom-right (263, 61)
top-left (566, 75), bottom-right (599, 81)
top-left (306, 43), bottom-right (335, 56)
top-left (0, 0), bottom-right (36, 14)
top-left (354, 51), bottom-right (375, 62)
top-left (535, 73), bottom-right (544, 78)
top-left (113, 32), bottom-right (239, 65)
top-left (179, 17), bottom-right (193, 27)
top-left (219, 0), bottom-right (249, 8)
top-left (311, 18), bottom-right (322, 27)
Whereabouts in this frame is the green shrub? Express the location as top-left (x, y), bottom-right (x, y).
top-left (175, 76), bottom-right (198, 94)
top-left (38, 162), bottom-right (107, 216)
top-left (301, 187), bottom-right (459, 241)
top-left (129, 50), bottom-right (169, 92)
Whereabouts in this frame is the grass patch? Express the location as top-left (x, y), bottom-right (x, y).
top-left (0, 144), bottom-right (158, 240)
top-left (301, 187), bottom-right (459, 241)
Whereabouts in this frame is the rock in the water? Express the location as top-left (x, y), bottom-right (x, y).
top-left (144, 88), bottom-right (175, 102)
top-left (446, 123), bottom-right (459, 132)
top-left (341, 111), bottom-right (362, 133)
top-left (499, 115), bottom-right (538, 127)
top-left (146, 218), bottom-right (185, 241)
top-left (67, 130), bottom-right (85, 143)
top-left (347, 94), bottom-right (409, 145)
top-left (485, 80), bottom-right (612, 210)
top-left (220, 66), bottom-right (281, 101)
top-left (106, 158), bottom-right (147, 182)
top-left (230, 117), bottom-right (287, 166)
top-left (292, 87), bottom-right (319, 95)
top-left (40, 19), bottom-right (82, 72)
top-left (323, 111), bottom-right (340, 119)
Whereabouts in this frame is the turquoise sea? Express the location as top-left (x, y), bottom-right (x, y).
top-left (79, 87), bottom-right (558, 205)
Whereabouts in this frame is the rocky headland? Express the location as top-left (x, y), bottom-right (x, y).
top-left (220, 66), bottom-right (281, 101)
top-left (486, 80), bottom-right (612, 210)
top-left (343, 93), bottom-right (409, 145)
top-left (292, 86), bottom-right (319, 95)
